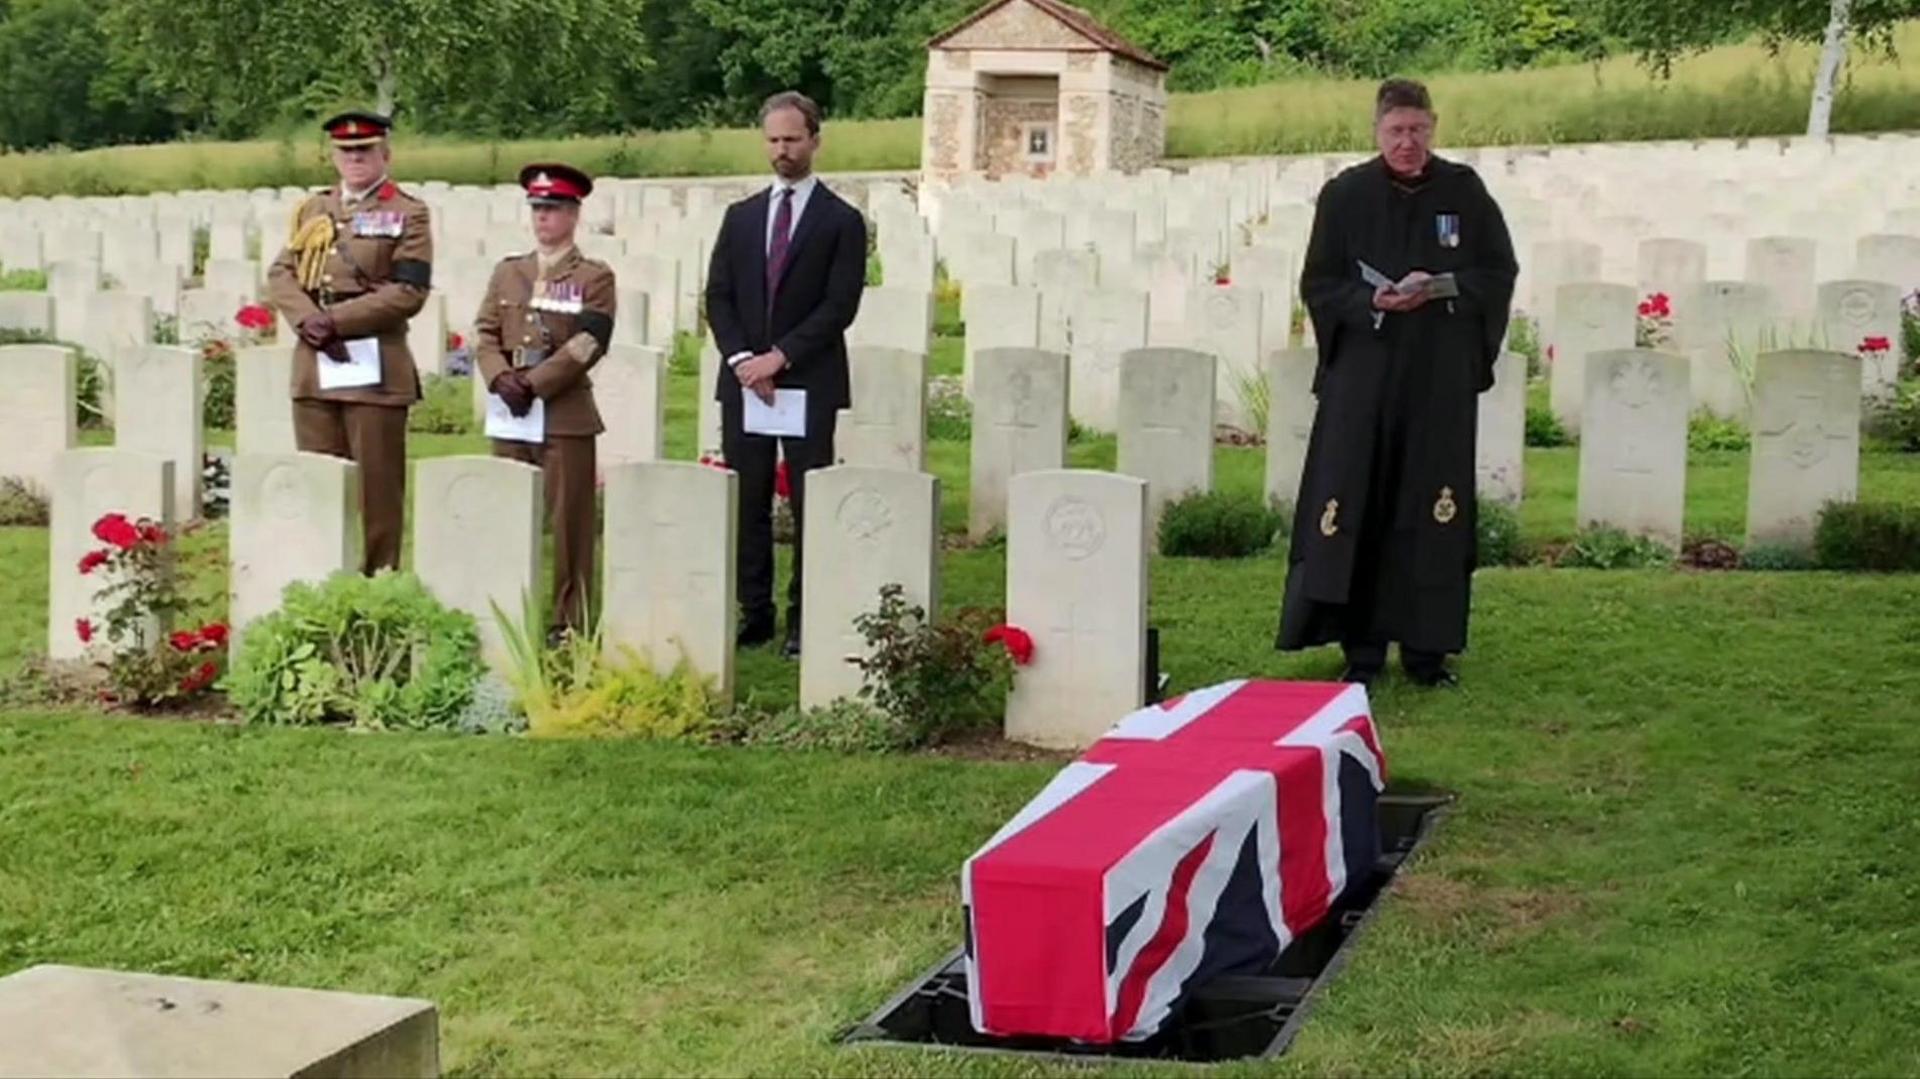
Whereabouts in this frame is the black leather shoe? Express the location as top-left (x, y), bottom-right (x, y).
top-left (1339, 666), bottom-right (1380, 687)
top-left (780, 609), bottom-right (802, 659)
top-left (736, 612), bottom-right (776, 648)
top-left (1405, 664), bottom-right (1460, 688)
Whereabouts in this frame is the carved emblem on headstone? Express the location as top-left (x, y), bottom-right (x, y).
top-left (259, 462), bottom-right (310, 522)
top-left (837, 487), bottom-right (893, 542)
top-left (1611, 356), bottom-right (1660, 410)
top-left (1044, 495), bottom-right (1106, 560)
top-left (1839, 287), bottom-right (1876, 326)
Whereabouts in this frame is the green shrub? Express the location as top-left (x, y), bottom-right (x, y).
top-left (724, 697), bottom-right (913, 753)
top-left (76, 352), bottom-right (107, 429)
top-left (1507, 316), bottom-right (1542, 378)
top-left (933, 275), bottom-right (964, 337)
top-left (1814, 501), bottom-right (1920, 572)
top-left (851, 584), bottom-right (1012, 748)
top-left (1159, 491), bottom-right (1283, 558)
top-left (927, 376), bottom-right (970, 441)
top-left (1476, 497), bottom-right (1528, 567)
top-left (1557, 527), bottom-right (1675, 570)
top-left (1688, 411), bottom-right (1750, 453)
top-left (1903, 293), bottom-right (1919, 363)
top-left (227, 571), bottom-right (485, 729)
top-left (670, 331), bottom-right (702, 377)
top-left (1864, 382), bottom-right (1920, 453)
top-left (1740, 543), bottom-right (1818, 571)
top-left (454, 674), bottom-right (528, 735)
top-left (1525, 403), bottom-right (1571, 448)
top-left (151, 313), bottom-right (179, 346)
top-left (0, 476), bottom-right (50, 526)
top-left (0, 267), bottom-right (46, 290)
top-left (410, 374), bottom-right (477, 435)
top-left (200, 347), bottom-right (234, 429)
top-left (493, 596), bottom-right (722, 740)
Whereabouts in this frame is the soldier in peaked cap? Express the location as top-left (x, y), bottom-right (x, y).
top-left (473, 163), bottom-right (617, 640)
top-left (266, 110), bottom-right (433, 575)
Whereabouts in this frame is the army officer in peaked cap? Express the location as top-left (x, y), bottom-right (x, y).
top-left (267, 110), bottom-right (433, 575)
top-left (473, 163), bottom-right (617, 641)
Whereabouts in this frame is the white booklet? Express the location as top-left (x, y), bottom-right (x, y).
top-left (743, 388), bottom-right (808, 437)
top-left (316, 336), bottom-right (383, 390)
top-left (485, 394), bottom-right (546, 443)
top-left (1359, 260), bottom-right (1458, 298)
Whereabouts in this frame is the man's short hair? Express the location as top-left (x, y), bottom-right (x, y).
top-left (1375, 78), bottom-right (1433, 120)
top-left (759, 91), bottom-right (823, 136)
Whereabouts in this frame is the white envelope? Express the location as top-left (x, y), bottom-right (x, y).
top-left (485, 394), bottom-right (546, 443)
top-left (743, 388), bottom-right (808, 438)
top-left (316, 336), bottom-right (383, 391)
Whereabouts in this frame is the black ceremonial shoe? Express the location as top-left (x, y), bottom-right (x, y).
top-left (736, 611), bottom-right (776, 648)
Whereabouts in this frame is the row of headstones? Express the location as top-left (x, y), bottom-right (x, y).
top-left (1546, 276), bottom-right (1912, 427)
top-left (46, 445), bottom-right (1148, 750)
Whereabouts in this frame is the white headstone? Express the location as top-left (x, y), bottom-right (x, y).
top-left (961, 284), bottom-right (1040, 394)
top-left (1637, 237), bottom-right (1708, 305)
top-left (1551, 282), bottom-right (1636, 433)
top-left (0, 345), bottom-right (76, 493)
top-left (798, 466), bottom-right (939, 709)
top-left (1183, 285), bottom-right (1264, 429)
top-left (969, 348), bottom-right (1069, 540)
top-left (602, 461), bottom-right (738, 704)
top-left (1117, 348), bottom-right (1216, 534)
top-left (228, 453), bottom-right (360, 640)
top-left (47, 259), bottom-right (100, 342)
top-left (1263, 346), bottom-right (1316, 510)
top-left (1855, 234), bottom-right (1920, 292)
top-left (414, 456), bottom-right (543, 668)
top-left (1476, 350), bottom-right (1528, 505)
top-left (1003, 469), bottom-right (1148, 749)
top-left (1032, 248), bottom-right (1099, 354)
top-left (846, 286), bottom-right (932, 354)
top-left (1816, 280), bottom-right (1906, 401)
top-left (114, 345), bottom-right (201, 516)
top-left (617, 255), bottom-right (680, 345)
top-left (1578, 348), bottom-right (1690, 547)
top-left (1745, 236), bottom-right (1818, 322)
top-left (837, 346), bottom-right (928, 472)
top-left (203, 258), bottom-right (259, 299)
top-left (597, 344), bottom-right (666, 465)
top-left (0, 292), bottom-right (53, 335)
top-left (235, 346), bottom-right (296, 455)
top-left (1679, 280), bottom-right (1773, 419)
top-left (0, 224), bottom-right (43, 270)
top-left (1066, 287), bottom-right (1149, 433)
top-left (612, 289), bottom-right (651, 346)
top-left (698, 338), bottom-right (722, 456)
top-left (1747, 349), bottom-right (1861, 548)
top-left (178, 288), bottom-right (243, 344)
top-left (946, 231), bottom-right (1016, 288)
top-left (879, 229), bottom-right (937, 292)
top-left (407, 292), bottom-right (446, 376)
top-left (47, 449), bottom-right (174, 660)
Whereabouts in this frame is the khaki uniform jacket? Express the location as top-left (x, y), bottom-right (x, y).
top-left (265, 183), bottom-right (433, 407)
top-left (473, 247), bottom-right (616, 438)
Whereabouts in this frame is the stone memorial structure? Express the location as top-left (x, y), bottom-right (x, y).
top-left (47, 449), bottom-right (174, 661)
top-left (1262, 346), bottom-right (1316, 510)
top-left (228, 453), bottom-right (360, 641)
top-left (1477, 350), bottom-right (1528, 505)
top-left (1579, 348), bottom-right (1690, 546)
top-left (837, 346), bottom-right (929, 472)
top-left (414, 457), bottom-right (542, 668)
top-left (114, 345), bottom-right (201, 517)
top-left (597, 344), bottom-right (667, 466)
top-left (1748, 349), bottom-right (1861, 548)
top-left (922, 0), bottom-right (1168, 181)
top-left (1116, 347), bottom-right (1214, 533)
top-left (969, 347), bottom-right (1069, 539)
top-left (603, 462), bottom-right (738, 704)
top-left (0, 344), bottom-right (75, 494)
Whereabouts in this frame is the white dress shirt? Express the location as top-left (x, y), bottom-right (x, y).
top-left (730, 174), bottom-right (821, 369)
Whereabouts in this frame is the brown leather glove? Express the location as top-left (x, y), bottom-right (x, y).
top-left (491, 370), bottom-right (535, 418)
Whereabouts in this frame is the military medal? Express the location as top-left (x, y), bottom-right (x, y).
top-left (1436, 213), bottom-right (1461, 249)
top-left (351, 211), bottom-right (403, 238)
top-left (1433, 486), bottom-right (1458, 524)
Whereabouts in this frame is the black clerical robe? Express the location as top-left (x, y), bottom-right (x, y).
top-left (1276, 155), bottom-right (1518, 656)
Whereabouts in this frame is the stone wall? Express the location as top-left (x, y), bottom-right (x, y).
top-left (943, 0), bottom-right (1093, 51)
top-left (982, 95), bottom-right (1060, 179)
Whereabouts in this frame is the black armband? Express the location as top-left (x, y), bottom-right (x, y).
top-left (578, 310), bottom-right (613, 351)
top-left (391, 259), bottom-right (432, 288)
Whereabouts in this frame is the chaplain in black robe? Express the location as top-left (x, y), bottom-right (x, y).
top-left (1276, 78), bottom-right (1518, 686)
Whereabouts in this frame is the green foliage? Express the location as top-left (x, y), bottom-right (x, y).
top-left (1740, 543), bottom-right (1818, 572)
top-left (409, 374), bottom-right (477, 435)
top-left (1688, 410), bottom-right (1751, 453)
top-left (492, 595), bottom-right (721, 741)
top-left (1507, 315), bottom-right (1542, 378)
top-left (1230, 367), bottom-right (1271, 438)
top-left (1865, 382), bottom-right (1920, 453)
top-left (1526, 402), bottom-right (1572, 448)
top-left (0, 476), bottom-right (50, 526)
top-left (76, 515), bottom-right (225, 708)
top-left (850, 584), bottom-right (1012, 748)
top-left (0, 267), bottom-right (47, 290)
top-left (932, 275), bottom-right (964, 338)
top-left (75, 352), bottom-right (107, 429)
top-left (1158, 490), bottom-right (1284, 558)
top-left (200, 347), bottom-right (234, 430)
top-left (1814, 501), bottom-right (1920, 572)
top-left (227, 571), bottom-right (485, 729)
top-left (1903, 293), bottom-right (1919, 361)
top-left (1476, 497), bottom-right (1529, 567)
top-left (670, 331), bottom-right (702, 377)
top-left (1558, 526), bottom-right (1676, 570)
top-left (0, 0), bottom-right (175, 152)
top-left (926, 376), bottom-right (970, 441)
top-left (453, 673), bottom-right (527, 735)
top-left (723, 697), bottom-right (914, 753)
top-left (151, 313), bottom-right (178, 345)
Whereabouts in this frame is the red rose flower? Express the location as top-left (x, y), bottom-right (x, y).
top-left (169, 630), bottom-right (199, 653)
top-left (199, 623), bottom-right (230, 648)
top-left (774, 459), bottom-right (792, 501)
top-left (447, 332), bottom-right (465, 352)
top-left (1215, 274), bottom-right (1231, 286)
top-left (139, 523), bottom-right (168, 547)
top-left (983, 624), bottom-right (1035, 667)
top-left (92, 513), bottom-right (140, 550)
top-left (1546, 344), bottom-right (1556, 362)
top-left (178, 661), bottom-right (219, 694)
top-left (235, 304), bottom-right (274, 331)
top-left (698, 453), bottom-right (730, 471)
top-left (75, 618), bottom-right (94, 644)
top-left (1861, 335), bottom-right (1892, 354)
top-left (77, 549), bottom-right (110, 575)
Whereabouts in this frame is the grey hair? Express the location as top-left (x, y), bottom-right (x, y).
top-left (759, 91), bottom-right (823, 136)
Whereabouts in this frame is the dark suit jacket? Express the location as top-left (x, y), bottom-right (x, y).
top-left (706, 180), bottom-right (867, 412)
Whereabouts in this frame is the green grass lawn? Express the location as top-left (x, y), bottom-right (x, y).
top-left (6, 332), bottom-right (1920, 1074)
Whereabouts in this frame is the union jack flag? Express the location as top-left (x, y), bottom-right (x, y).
top-left (962, 679), bottom-right (1387, 1043)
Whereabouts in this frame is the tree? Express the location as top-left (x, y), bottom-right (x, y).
top-left (1602, 0), bottom-right (1915, 137)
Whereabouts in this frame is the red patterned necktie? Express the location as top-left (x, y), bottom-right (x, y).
top-left (766, 187), bottom-right (794, 302)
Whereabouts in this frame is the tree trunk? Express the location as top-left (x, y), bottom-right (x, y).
top-left (371, 44), bottom-right (397, 117)
top-left (1808, 0), bottom-right (1852, 138)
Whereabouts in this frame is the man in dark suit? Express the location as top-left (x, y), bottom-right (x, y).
top-left (706, 90), bottom-right (867, 658)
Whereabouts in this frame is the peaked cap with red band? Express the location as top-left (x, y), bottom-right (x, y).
top-left (321, 111), bottom-right (392, 148)
top-left (519, 162), bottom-right (594, 206)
